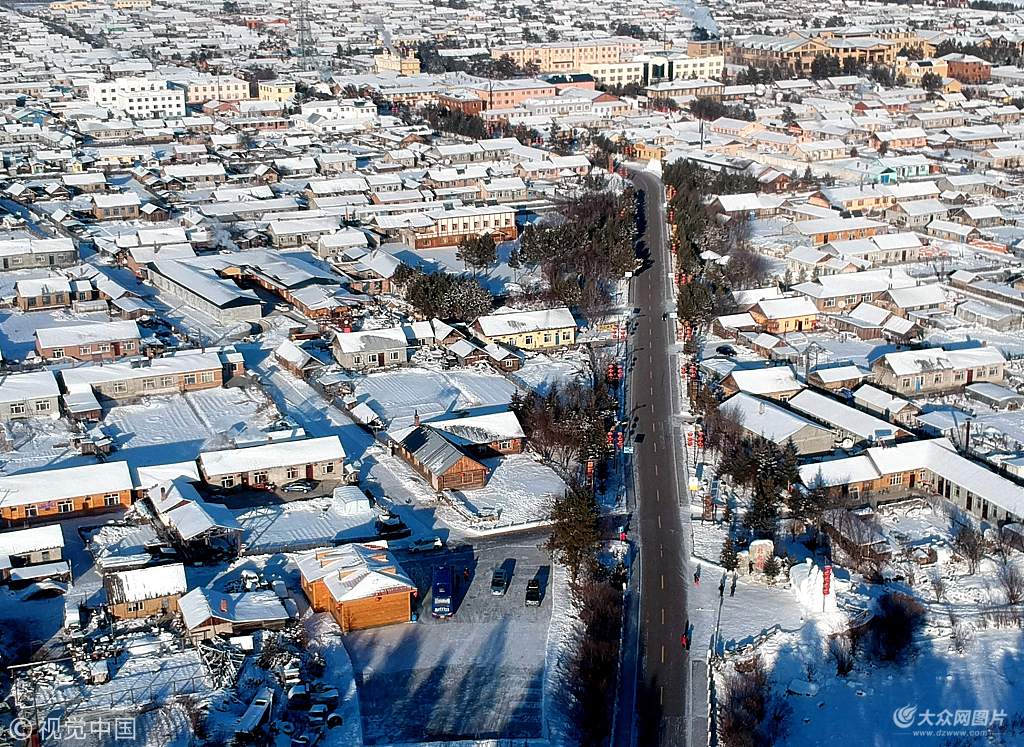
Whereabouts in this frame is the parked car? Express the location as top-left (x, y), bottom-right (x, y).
top-left (308, 704), bottom-right (328, 726)
top-left (407, 536), bottom-right (444, 554)
top-left (525, 579), bottom-right (542, 607)
top-left (282, 479), bottom-right (318, 494)
top-left (715, 344), bottom-right (737, 357)
top-left (432, 566), bottom-right (454, 618)
top-left (490, 568), bottom-right (508, 596)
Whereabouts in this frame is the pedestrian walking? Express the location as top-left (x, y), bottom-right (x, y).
top-left (718, 576), bottom-right (726, 598)
top-left (680, 633), bottom-right (688, 649)
top-left (730, 575), bottom-right (737, 597)
top-left (694, 572), bottom-right (700, 586)
top-left (463, 567), bottom-right (470, 581)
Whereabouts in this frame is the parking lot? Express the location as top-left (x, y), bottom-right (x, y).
top-left (343, 539), bottom-right (554, 744)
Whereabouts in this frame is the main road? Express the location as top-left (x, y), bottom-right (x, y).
top-left (625, 167), bottom-right (692, 746)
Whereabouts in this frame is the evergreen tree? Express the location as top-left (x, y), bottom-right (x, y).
top-left (720, 536), bottom-right (739, 572)
top-left (763, 556), bottom-right (781, 582)
top-left (546, 487), bottom-right (601, 582)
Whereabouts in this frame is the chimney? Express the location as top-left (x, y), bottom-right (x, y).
top-left (220, 598), bottom-right (228, 613)
top-left (414, 409), bottom-right (420, 427)
top-left (160, 486), bottom-right (167, 500)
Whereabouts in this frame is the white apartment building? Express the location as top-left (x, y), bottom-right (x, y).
top-left (87, 78), bottom-right (186, 118)
top-left (582, 54), bottom-right (725, 88)
top-left (181, 75), bottom-right (250, 105)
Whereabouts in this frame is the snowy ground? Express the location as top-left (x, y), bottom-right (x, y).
top-left (449, 453), bottom-right (565, 530)
top-left (753, 626), bottom-right (1024, 747)
top-left (0, 416), bottom-right (92, 475)
top-left (234, 496), bottom-right (379, 555)
top-left (102, 386), bottom-right (278, 468)
top-left (344, 540), bottom-right (554, 744)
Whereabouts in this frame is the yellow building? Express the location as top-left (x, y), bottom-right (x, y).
top-left (491, 37), bottom-right (648, 73)
top-left (895, 57), bottom-right (948, 86)
top-left (48, 0), bottom-right (93, 11)
top-left (113, 0), bottom-right (151, 8)
top-left (258, 80), bottom-right (296, 102)
top-left (729, 31), bottom-right (898, 74)
top-left (374, 50), bottom-right (421, 76)
top-left (473, 307), bottom-right (577, 351)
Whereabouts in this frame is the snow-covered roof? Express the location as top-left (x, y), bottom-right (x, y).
top-left (333, 326), bottom-right (409, 354)
top-left (876, 345), bottom-right (1005, 377)
top-left (35, 320), bottom-right (140, 349)
top-left (0, 370), bottom-right (60, 404)
top-left (199, 435), bottom-right (345, 477)
top-left (424, 407), bottom-right (524, 445)
top-left (726, 365), bottom-right (802, 395)
top-left (802, 437), bottom-right (1024, 518)
top-left (107, 562), bottom-right (187, 604)
top-left (0, 524), bottom-right (64, 556)
top-left (296, 542), bottom-right (415, 603)
top-left (721, 392), bottom-right (829, 444)
top-left (476, 307), bottom-right (576, 337)
top-left (0, 462), bottom-right (133, 509)
top-left (178, 588), bottom-right (288, 631)
top-left (852, 384), bottom-right (914, 414)
top-left (60, 351), bottom-right (227, 392)
top-left (789, 389), bottom-right (899, 442)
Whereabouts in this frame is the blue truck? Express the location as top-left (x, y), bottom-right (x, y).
top-left (431, 566), bottom-right (453, 618)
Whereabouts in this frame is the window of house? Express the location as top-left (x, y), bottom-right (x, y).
top-left (125, 601), bottom-right (143, 613)
top-left (200, 371), bottom-right (215, 383)
top-left (123, 341), bottom-right (135, 350)
top-left (252, 471), bottom-right (267, 484)
top-left (142, 378), bottom-right (156, 390)
top-left (161, 376), bottom-right (175, 387)
top-left (97, 344), bottom-right (111, 353)
top-left (889, 473), bottom-right (903, 486)
top-left (24, 505), bottom-right (37, 517)
top-left (58, 500), bottom-right (73, 513)
top-left (933, 374), bottom-right (942, 384)
top-left (10, 403), bottom-right (26, 415)
top-left (221, 476), bottom-right (235, 488)
top-left (901, 378), bottom-right (911, 388)
top-left (323, 463), bottom-right (335, 474)
top-left (113, 381), bottom-right (128, 394)
top-left (184, 374), bottom-right (197, 385)
top-left (286, 467), bottom-right (299, 479)
top-left (525, 335), bottom-right (533, 345)
top-left (104, 493), bottom-right (121, 506)
top-left (51, 348), bottom-right (64, 358)
top-left (34, 400), bottom-right (50, 412)
top-left (389, 351), bottom-right (400, 361)
top-left (989, 367), bottom-right (999, 375)
top-left (353, 354), bottom-right (363, 364)
top-left (954, 370), bottom-right (964, 380)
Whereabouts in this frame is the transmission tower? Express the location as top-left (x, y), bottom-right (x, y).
top-left (293, 0), bottom-right (316, 71)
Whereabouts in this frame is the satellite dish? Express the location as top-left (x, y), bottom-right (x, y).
top-left (840, 438), bottom-right (854, 450)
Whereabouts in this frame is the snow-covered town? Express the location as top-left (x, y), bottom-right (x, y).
top-left (2, 0), bottom-right (1024, 745)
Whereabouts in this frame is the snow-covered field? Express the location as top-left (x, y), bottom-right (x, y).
top-left (449, 453), bottom-right (565, 530)
top-left (102, 386), bottom-right (277, 468)
top-left (234, 495), bottom-right (378, 555)
top-left (0, 416), bottom-right (92, 475)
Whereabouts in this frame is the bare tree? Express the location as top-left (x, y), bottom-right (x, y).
top-left (998, 562), bottom-right (1024, 605)
top-left (953, 524), bottom-right (985, 574)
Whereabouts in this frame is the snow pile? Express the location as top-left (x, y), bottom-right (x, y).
top-left (789, 559), bottom-right (838, 614)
